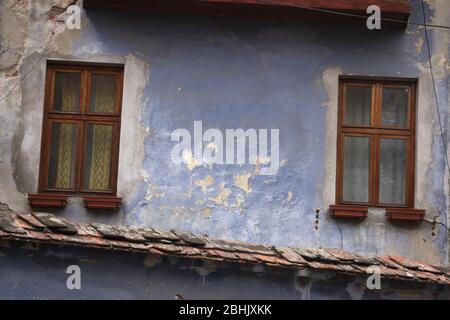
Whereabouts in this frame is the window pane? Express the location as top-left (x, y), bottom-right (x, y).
top-left (48, 123), bottom-right (77, 189)
top-left (90, 74), bottom-right (116, 113)
top-left (344, 86), bottom-right (372, 126)
top-left (379, 139), bottom-right (407, 205)
top-left (382, 87), bottom-right (408, 127)
top-left (343, 136), bottom-right (370, 202)
top-left (54, 72), bottom-right (81, 112)
top-left (83, 124), bottom-right (114, 191)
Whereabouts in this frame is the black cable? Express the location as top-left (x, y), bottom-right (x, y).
top-left (278, 2), bottom-right (450, 30)
top-left (0, 32), bottom-right (55, 104)
top-left (424, 217), bottom-right (450, 232)
top-left (420, 0), bottom-right (450, 177)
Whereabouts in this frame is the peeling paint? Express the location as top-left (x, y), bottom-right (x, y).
top-left (195, 175), bottom-right (214, 194)
top-left (183, 151), bottom-right (200, 172)
top-left (201, 207), bottom-right (213, 218)
top-left (210, 183), bottom-right (232, 206)
top-left (286, 191), bottom-right (293, 203)
top-left (234, 173), bottom-right (252, 193)
top-left (415, 37), bottom-right (424, 53)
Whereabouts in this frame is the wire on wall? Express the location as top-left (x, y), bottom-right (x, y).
top-left (420, 0), bottom-right (450, 177)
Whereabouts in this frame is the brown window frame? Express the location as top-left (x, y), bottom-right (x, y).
top-left (336, 77), bottom-right (417, 208)
top-left (38, 63), bottom-right (124, 197)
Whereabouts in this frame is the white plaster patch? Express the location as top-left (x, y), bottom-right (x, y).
top-left (117, 54), bottom-right (149, 198)
top-left (320, 67), bottom-right (342, 206)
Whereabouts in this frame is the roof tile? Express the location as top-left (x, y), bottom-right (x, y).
top-left (129, 242), bottom-right (151, 251)
top-left (109, 240), bottom-right (130, 249)
top-left (0, 212), bottom-right (26, 234)
top-left (139, 228), bottom-right (180, 242)
top-left (17, 214), bottom-right (47, 230)
top-left (378, 265), bottom-right (409, 278)
top-left (234, 252), bottom-right (259, 263)
top-left (153, 243), bottom-right (182, 253)
top-left (275, 247), bottom-right (307, 265)
top-left (173, 231), bottom-right (206, 246)
top-left (324, 248), bottom-right (378, 265)
top-left (297, 248), bottom-right (340, 263)
top-left (388, 255), bottom-right (442, 274)
top-left (114, 226), bottom-right (147, 243)
top-left (26, 230), bottom-right (51, 241)
top-left (32, 213), bottom-right (67, 228)
top-left (76, 224), bottom-right (102, 237)
top-left (376, 256), bottom-right (407, 270)
top-left (91, 223), bottom-right (125, 240)
top-left (178, 246), bottom-right (203, 256)
top-left (307, 261), bottom-right (344, 272)
top-left (80, 235), bottom-right (110, 247)
top-left (253, 254), bottom-right (292, 266)
top-left (207, 249), bottom-right (238, 260)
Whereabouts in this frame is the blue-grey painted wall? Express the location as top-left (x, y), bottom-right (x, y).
top-left (1, 243), bottom-right (448, 300)
top-left (0, 0), bottom-right (448, 270)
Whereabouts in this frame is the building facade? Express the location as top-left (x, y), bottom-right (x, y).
top-left (0, 0), bottom-right (449, 299)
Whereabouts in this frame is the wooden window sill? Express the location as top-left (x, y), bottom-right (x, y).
top-left (329, 204), bottom-right (368, 219)
top-left (28, 193), bottom-right (68, 208)
top-left (83, 196), bottom-right (122, 210)
top-left (386, 207), bottom-right (425, 222)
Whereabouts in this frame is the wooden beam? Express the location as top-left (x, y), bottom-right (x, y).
top-left (83, 0), bottom-right (410, 25)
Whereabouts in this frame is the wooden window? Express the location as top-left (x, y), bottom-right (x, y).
top-left (336, 78), bottom-right (416, 208)
top-left (38, 63), bottom-right (123, 196)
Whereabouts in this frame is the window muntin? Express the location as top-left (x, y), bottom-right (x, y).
top-left (39, 64), bottom-right (123, 195)
top-left (337, 79), bottom-right (416, 208)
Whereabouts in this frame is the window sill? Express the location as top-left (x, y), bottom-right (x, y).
top-left (83, 196), bottom-right (122, 211)
top-left (27, 193), bottom-right (68, 208)
top-left (329, 204), bottom-right (368, 219)
top-left (386, 207), bottom-right (425, 222)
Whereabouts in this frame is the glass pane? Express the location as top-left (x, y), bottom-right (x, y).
top-left (54, 72), bottom-right (81, 112)
top-left (48, 123), bottom-right (77, 189)
top-left (344, 86), bottom-right (372, 126)
top-left (382, 87), bottom-right (408, 127)
top-left (89, 74), bottom-right (116, 113)
top-left (83, 124), bottom-right (114, 191)
top-left (379, 139), bottom-right (407, 205)
top-left (343, 136), bottom-right (370, 203)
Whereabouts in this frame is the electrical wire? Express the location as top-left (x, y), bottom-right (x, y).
top-left (0, 32), bottom-right (55, 104)
top-left (420, 0), bottom-right (450, 177)
top-left (271, 1), bottom-right (450, 30)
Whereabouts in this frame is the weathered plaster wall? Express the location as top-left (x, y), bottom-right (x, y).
top-left (1, 243), bottom-right (449, 300)
top-left (0, 0), bottom-right (449, 265)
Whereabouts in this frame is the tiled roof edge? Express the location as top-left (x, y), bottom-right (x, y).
top-left (0, 203), bottom-right (449, 285)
